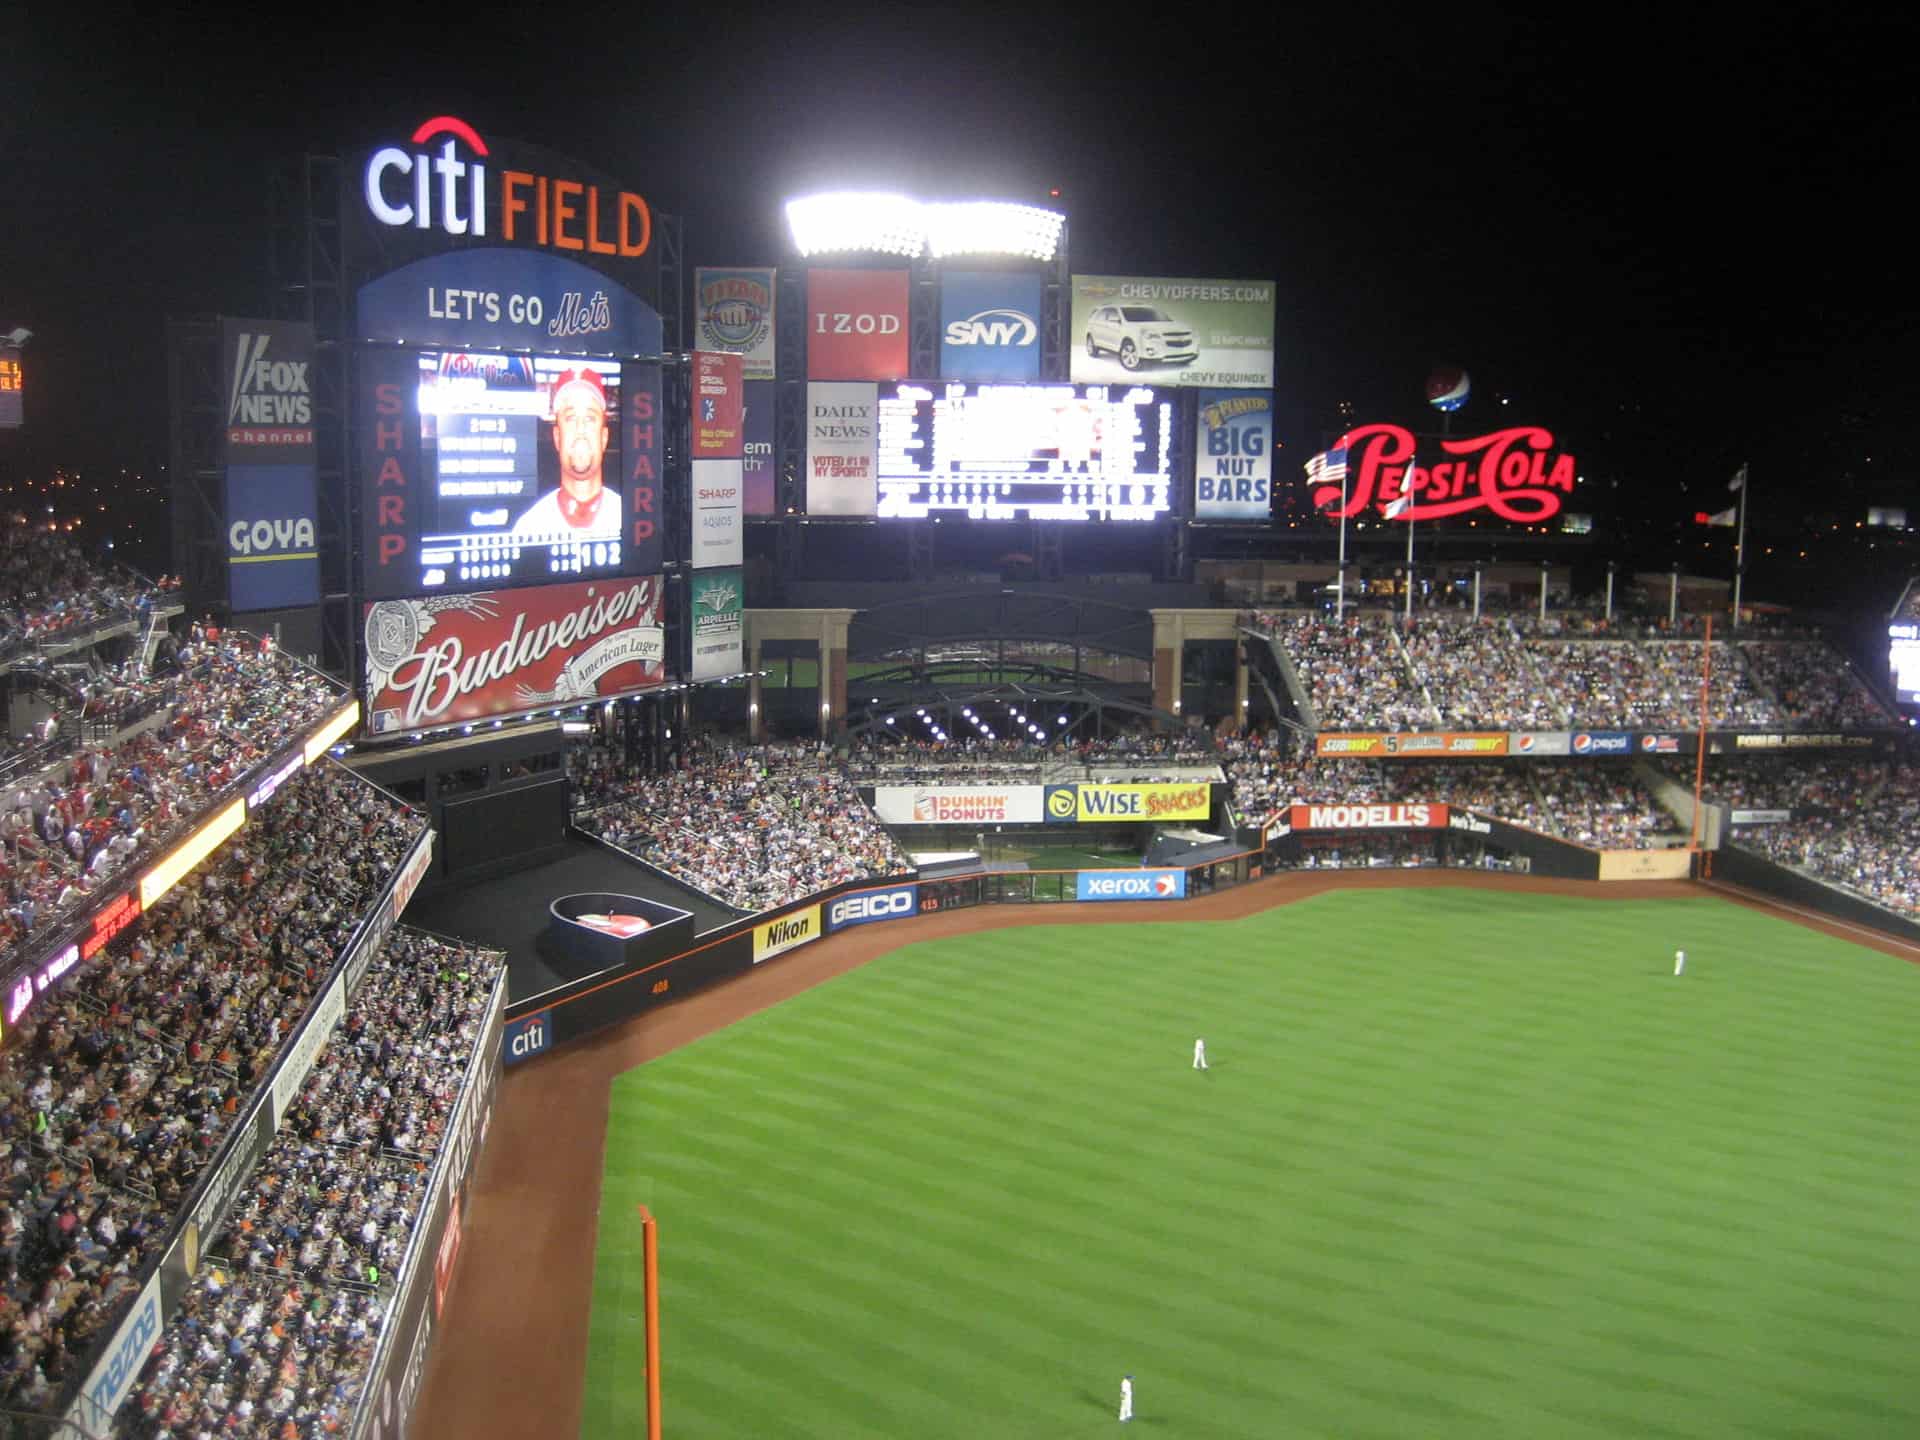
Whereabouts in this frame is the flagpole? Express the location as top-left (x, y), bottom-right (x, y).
top-left (1731, 466), bottom-right (1749, 631)
top-left (1403, 461), bottom-right (1416, 623)
top-left (1337, 452), bottom-right (1348, 623)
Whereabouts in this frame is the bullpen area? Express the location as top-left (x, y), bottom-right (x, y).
top-left (417, 874), bottom-right (1920, 1440)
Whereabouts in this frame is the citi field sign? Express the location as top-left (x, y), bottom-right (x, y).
top-left (1312, 423), bottom-right (1575, 523)
top-left (361, 116), bottom-right (651, 260)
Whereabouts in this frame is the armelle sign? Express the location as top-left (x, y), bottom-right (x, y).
top-left (1313, 423), bottom-right (1575, 523)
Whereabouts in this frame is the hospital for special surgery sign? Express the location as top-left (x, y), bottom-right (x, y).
top-left (364, 578), bottom-right (664, 736)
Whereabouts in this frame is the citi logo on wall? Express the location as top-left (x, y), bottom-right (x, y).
top-left (361, 115), bottom-right (652, 257)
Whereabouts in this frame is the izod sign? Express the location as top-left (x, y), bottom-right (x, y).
top-left (1312, 423), bottom-right (1575, 523)
top-left (807, 269), bottom-right (909, 380)
top-left (361, 116), bottom-right (651, 259)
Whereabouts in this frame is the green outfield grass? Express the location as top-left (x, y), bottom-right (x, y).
top-left (582, 889), bottom-right (1920, 1439)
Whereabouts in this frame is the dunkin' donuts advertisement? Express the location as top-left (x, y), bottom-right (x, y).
top-left (363, 577), bottom-right (665, 737)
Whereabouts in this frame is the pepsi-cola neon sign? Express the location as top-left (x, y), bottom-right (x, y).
top-left (364, 116), bottom-right (651, 258)
top-left (1313, 424), bottom-right (1574, 523)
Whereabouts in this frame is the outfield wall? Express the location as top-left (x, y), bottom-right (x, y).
top-left (1712, 845), bottom-right (1920, 945)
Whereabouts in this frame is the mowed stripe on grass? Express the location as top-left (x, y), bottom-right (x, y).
top-left (584, 890), bottom-right (1920, 1439)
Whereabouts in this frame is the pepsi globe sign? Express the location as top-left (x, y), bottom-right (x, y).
top-left (1426, 366), bottom-right (1470, 412)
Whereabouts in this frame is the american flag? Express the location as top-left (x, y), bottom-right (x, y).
top-left (1304, 445), bottom-right (1348, 487)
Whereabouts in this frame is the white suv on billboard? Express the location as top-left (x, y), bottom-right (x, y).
top-left (1083, 304), bottom-right (1198, 370)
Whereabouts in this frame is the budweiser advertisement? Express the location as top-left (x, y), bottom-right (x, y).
top-left (1289, 803), bottom-right (1450, 831)
top-left (364, 577), bottom-right (664, 737)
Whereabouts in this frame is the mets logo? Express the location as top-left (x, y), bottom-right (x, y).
top-left (1045, 785), bottom-right (1079, 821)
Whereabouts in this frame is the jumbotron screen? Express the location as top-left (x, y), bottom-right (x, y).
top-left (413, 350), bottom-right (628, 590)
top-left (875, 382), bottom-right (1173, 521)
top-left (1890, 622), bottom-right (1920, 705)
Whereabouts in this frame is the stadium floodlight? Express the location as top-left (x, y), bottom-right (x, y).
top-left (786, 192), bottom-right (924, 258)
top-left (924, 202), bottom-right (1065, 261)
top-left (785, 193), bottom-right (1065, 260)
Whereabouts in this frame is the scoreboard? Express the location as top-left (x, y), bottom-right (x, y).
top-left (1890, 621), bottom-right (1920, 706)
top-left (0, 348), bottom-right (20, 429)
top-left (875, 381), bottom-right (1173, 521)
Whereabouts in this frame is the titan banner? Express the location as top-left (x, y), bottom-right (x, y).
top-left (743, 380), bottom-right (776, 514)
top-left (1315, 732), bottom-right (1510, 758)
top-left (939, 270), bottom-right (1042, 381)
top-left (695, 267), bottom-right (776, 379)
top-left (691, 459), bottom-right (743, 567)
top-left (690, 567), bottom-right (743, 680)
top-left (806, 381), bottom-right (877, 515)
top-left (1044, 782), bottom-right (1211, 823)
top-left (692, 351), bottom-right (745, 458)
top-left (222, 317), bottom-right (320, 610)
top-left (807, 268), bottom-right (909, 380)
top-left (1070, 276), bottom-right (1275, 388)
top-left (363, 577), bottom-right (665, 737)
top-left (1194, 390), bottom-right (1272, 519)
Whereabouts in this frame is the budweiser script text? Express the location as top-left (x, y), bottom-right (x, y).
top-left (1313, 424), bottom-right (1575, 522)
top-left (380, 581), bottom-right (657, 729)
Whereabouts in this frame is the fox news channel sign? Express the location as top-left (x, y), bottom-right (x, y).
top-left (1194, 390), bottom-right (1272, 519)
top-left (939, 271), bottom-right (1042, 381)
top-left (222, 318), bottom-right (321, 611)
top-left (826, 884), bottom-right (919, 932)
top-left (1071, 276), bottom-right (1274, 389)
top-left (1075, 869), bottom-right (1187, 902)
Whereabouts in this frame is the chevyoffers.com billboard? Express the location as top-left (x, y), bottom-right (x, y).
top-left (1071, 276), bottom-right (1275, 389)
top-left (364, 578), bottom-right (665, 736)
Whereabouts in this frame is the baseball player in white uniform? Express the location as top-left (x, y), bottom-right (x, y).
top-left (1192, 1038), bottom-right (1208, 1070)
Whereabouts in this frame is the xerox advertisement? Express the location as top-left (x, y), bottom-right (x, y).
top-left (360, 348), bottom-right (663, 598)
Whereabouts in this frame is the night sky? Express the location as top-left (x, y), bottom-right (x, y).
top-left (3, 9), bottom-right (1915, 600)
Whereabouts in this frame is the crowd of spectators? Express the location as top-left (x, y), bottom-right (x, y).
top-left (1285, 834), bottom-right (1440, 869)
top-left (840, 729), bottom-right (1217, 786)
top-left (1736, 642), bottom-right (1898, 729)
top-left (1246, 608), bottom-right (1902, 734)
top-left (2, 631), bottom-right (345, 967)
top-left (0, 764), bottom-right (424, 1414)
top-left (1729, 761), bottom-right (1920, 916)
top-left (577, 736), bottom-right (911, 912)
top-left (109, 930), bottom-right (502, 1439)
top-left (1, 519), bottom-right (176, 665)
top-left (1398, 618), bottom-right (1561, 729)
top-left (1247, 613), bottom-right (1434, 731)
top-left (1678, 754), bottom-right (1875, 813)
top-left (1219, 735), bottom-right (1674, 849)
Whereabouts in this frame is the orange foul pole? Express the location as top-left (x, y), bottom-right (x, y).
top-left (1691, 615), bottom-right (1713, 873)
top-left (639, 1205), bottom-right (662, 1440)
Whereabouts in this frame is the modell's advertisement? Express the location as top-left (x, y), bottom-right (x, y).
top-left (363, 577), bottom-right (665, 737)
top-left (360, 349), bottom-right (663, 599)
top-left (1070, 276), bottom-right (1275, 389)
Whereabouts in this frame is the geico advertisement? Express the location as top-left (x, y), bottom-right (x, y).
top-left (1044, 783), bottom-right (1211, 823)
top-left (826, 885), bottom-right (919, 932)
top-left (1076, 869), bottom-right (1187, 902)
top-left (753, 904), bottom-right (820, 963)
top-left (1070, 275), bottom-right (1275, 389)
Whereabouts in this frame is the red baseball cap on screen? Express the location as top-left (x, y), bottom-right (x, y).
top-left (550, 367), bottom-right (607, 415)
